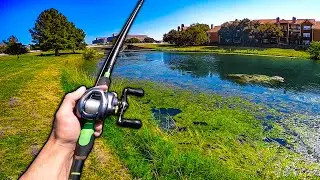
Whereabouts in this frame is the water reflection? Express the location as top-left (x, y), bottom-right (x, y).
top-left (162, 53), bottom-right (320, 93)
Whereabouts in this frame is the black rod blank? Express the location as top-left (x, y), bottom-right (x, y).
top-left (95, 0), bottom-right (144, 86)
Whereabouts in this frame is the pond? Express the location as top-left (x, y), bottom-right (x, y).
top-left (109, 51), bottom-right (320, 115)
top-left (99, 51), bottom-right (320, 160)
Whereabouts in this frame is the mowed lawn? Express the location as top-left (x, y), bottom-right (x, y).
top-left (0, 53), bottom-right (319, 180)
top-left (0, 53), bottom-right (131, 180)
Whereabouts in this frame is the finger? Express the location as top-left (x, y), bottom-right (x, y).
top-left (60, 86), bottom-right (87, 112)
top-left (96, 85), bottom-right (108, 91)
top-left (94, 121), bottom-right (103, 137)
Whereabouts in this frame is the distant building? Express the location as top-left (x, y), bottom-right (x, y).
top-left (92, 37), bottom-right (109, 44)
top-left (92, 34), bottom-right (149, 44)
top-left (207, 17), bottom-right (320, 45)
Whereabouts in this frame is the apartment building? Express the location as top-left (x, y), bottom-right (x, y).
top-left (208, 17), bottom-right (320, 45)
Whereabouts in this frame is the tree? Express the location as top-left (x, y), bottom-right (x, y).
top-left (185, 23), bottom-right (209, 45)
top-left (126, 38), bottom-right (140, 44)
top-left (163, 24), bottom-right (209, 46)
top-left (30, 8), bottom-right (86, 56)
top-left (219, 19), bottom-right (283, 45)
top-left (257, 23), bottom-right (283, 44)
top-left (67, 22), bottom-right (86, 53)
top-left (143, 37), bottom-right (155, 43)
top-left (308, 41), bottom-right (320, 60)
top-left (0, 43), bottom-right (7, 53)
top-left (3, 35), bottom-right (28, 58)
top-left (163, 30), bottom-right (178, 44)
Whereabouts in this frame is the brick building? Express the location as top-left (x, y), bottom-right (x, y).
top-left (207, 17), bottom-right (320, 45)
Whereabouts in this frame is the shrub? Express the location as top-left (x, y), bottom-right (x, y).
top-left (126, 38), bottom-right (140, 44)
top-left (82, 48), bottom-right (97, 61)
top-left (0, 43), bottom-right (6, 53)
top-left (308, 41), bottom-right (320, 60)
top-left (143, 37), bottom-right (155, 43)
top-left (5, 43), bottom-right (28, 56)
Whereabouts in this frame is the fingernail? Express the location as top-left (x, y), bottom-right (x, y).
top-left (79, 86), bottom-right (86, 91)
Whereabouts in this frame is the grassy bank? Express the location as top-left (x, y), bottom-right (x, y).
top-left (0, 53), bottom-right (131, 180)
top-left (0, 53), bottom-right (319, 179)
top-left (135, 44), bottom-right (310, 59)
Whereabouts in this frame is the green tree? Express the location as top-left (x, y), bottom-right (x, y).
top-left (308, 41), bottom-right (320, 60)
top-left (126, 38), bottom-right (140, 44)
top-left (185, 23), bottom-right (210, 45)
top-left (3, 35), bottom-right (28, 58)
top-left (163, 24), bottom-right (209, 46)
top-left (0, 43), bottom-right (7, 53)
top-left (67, 22), bottom-right (86, 53)
top-left (257, 23), bottom-right (283, 44)
top-left (163, 30), bottom-right (178, 44)
top-left (30, 8), bottom-right (85, 56)
top-left (143, 37), bottom-right (155, 43)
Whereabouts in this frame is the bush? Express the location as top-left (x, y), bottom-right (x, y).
top-left (0, 43), bottom-right (6, 53)
top-left (143, 37), bottom-right (155, 43)
top-left (126, 38), bottom-right (140, 44)
top-left (82, 48), bottom-right (97, 61)
top-left (308, 41), bottom-right (320, 60)
top-left (5, 43), bottom-right (28, 56)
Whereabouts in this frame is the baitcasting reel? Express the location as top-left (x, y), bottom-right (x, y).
top-left (76, 87), bottom-right (144, 129)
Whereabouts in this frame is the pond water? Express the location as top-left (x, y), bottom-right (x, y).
top-left (110, 51), bottom-right (320, 115)
top-left (99, 51), bottom-right (320, 160)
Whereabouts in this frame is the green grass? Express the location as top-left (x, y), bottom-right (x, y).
top-left (0, 53), bottom-right (319, 179)
top-left (136, 44), bottom-right (310, 59)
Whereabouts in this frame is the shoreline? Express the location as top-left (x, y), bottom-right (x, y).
top-left (126, 48), bottom-right (303, 59)
top-left (131, 44), bottom-right (311, 59)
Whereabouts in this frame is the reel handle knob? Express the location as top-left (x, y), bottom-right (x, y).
top-left (125, 88), bottom-right (144, 97)
top-left (117, 119), bottom-right (142, 129)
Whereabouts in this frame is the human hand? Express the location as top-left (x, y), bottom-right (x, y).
top-left (51, 85), bottom-right (108, 151)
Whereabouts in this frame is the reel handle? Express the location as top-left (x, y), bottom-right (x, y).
top-left (117, 88), bottom-right (144, 129)
top-left (126, 88), bottom-right (144, 97)
top-left (117, 119), bottom-right (142, 129)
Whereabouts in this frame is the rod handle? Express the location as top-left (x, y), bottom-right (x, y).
top-left (69, 121), bottom-right (95, 180)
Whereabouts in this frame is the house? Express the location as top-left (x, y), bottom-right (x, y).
top-left (207, 17), bottom-right (320, 45)
top-left (207, 25), bottom-right (221, 44)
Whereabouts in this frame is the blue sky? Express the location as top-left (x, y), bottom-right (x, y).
top-left (1, 0), bottom-right (320, 44)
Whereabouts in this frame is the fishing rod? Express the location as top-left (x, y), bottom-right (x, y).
top-left (69, 0), bottom-right (145, 179)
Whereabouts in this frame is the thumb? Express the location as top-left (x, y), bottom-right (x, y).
top-left (61, 86), bottom-right (87, 111)
top-left (70, 86), bottom-right (87, 100)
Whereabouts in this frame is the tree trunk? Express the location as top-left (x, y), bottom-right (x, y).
top-left (73, 49), bottom-right (76, 54)
top-left (55, 49), bottom-right (60, 56)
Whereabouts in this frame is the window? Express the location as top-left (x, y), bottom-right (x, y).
top-left (303, 33), bottom-right (311, 38)
top-left (303, 40), bottom-right (310, 45)
top-left (303, 26), bottom-right (311, 30)
top-left (291, 25), bottom-right (301, 30)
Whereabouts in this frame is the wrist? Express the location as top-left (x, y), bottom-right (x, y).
top-left (48, 134), bottom-right (75, 156)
